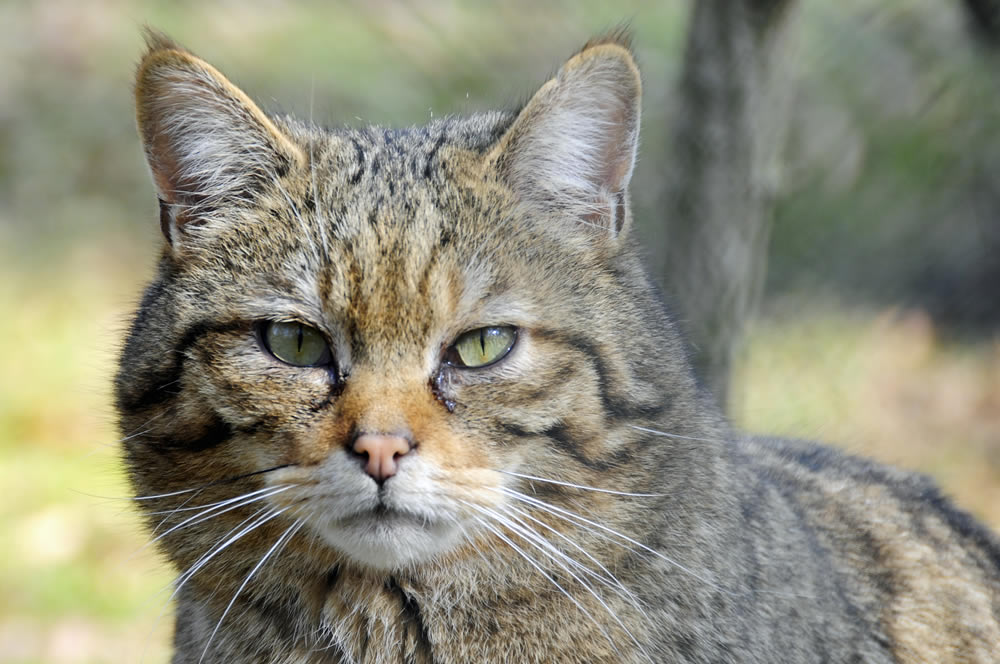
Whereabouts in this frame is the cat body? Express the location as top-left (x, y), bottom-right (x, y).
top-left (117, 32), bottom-right (1000, 663)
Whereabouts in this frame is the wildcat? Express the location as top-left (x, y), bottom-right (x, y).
top-left (117, 30), bottom-right (1000, 663)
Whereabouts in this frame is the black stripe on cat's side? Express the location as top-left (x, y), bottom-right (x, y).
top-left (741, 441), bottom-right (904, 654)
top-left (909, 484), bottom-right (1000, 576)
top-left (774, 438), bottom-right (1000, 577)
top-left (118, 319), bottom-right (249, 414)
top-left (771, 480), bottom-right (868, 658)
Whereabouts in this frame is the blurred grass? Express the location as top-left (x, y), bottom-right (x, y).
top-left (0, 246), bottom-right (172, 663)
top-left (2, 1), bottom-right (998, 662)
top-left (735, 303), bottom-right (1000, 529)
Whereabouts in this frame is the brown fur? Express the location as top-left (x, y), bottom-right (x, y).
top-left (117, 30), bottom-right (1000, 663)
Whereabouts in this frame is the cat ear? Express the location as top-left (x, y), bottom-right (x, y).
top-left (134, 30), bottom-right (304, 245)
top-left (492, 34), bottom-right (641, 235)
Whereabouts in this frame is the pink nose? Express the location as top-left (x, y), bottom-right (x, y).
top-left (352, 433), bottom-right (413, 483)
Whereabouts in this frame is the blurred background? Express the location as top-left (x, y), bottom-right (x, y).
top-left (1, 1), bottom-right (998, 662)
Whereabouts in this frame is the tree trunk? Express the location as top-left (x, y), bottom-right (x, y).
top-left (662, 0), bottom-right (801, 411)
top-left (963, 0), bottom-right (1000, 46)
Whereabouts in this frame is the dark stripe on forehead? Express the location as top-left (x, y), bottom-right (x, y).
top-left (416, 242), bottom-right (442, 299)
top-left (438, 226), bottom-right (453, 249)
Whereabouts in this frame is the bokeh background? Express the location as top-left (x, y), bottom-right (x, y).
top-left (1, 1), bottom-right (998, 662)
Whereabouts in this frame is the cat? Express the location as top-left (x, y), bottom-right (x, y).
top-left (116, 29), bottom-right (1000, 663)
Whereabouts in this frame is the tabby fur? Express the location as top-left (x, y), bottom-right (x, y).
top-left (117, 30), bottom-right (1000, 663)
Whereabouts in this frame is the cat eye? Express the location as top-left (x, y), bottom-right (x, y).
top-left (260, 321), bottom-right (333, 368)
top-left (447, 326), bottom-right (517, 368)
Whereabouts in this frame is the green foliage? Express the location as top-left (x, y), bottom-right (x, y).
top-left (771, 0), bottom-right (1000, 329)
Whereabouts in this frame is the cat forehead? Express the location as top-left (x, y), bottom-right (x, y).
top-left (263, 114), bottom-right (515, 237)
top-left (174, 108), bottom-right (579, 328)
top-left (184, 119), bottom-right (517, 303)
top-left (286, 112), bottom-right (514, 183)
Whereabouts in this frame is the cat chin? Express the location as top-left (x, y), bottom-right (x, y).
top-left (272, 451), bottom-right (480, 570)
top-left (312, 514), bottom-right (466, 571)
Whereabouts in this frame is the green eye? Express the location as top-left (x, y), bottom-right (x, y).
top-left (261, 321), bottom-right (332, 367)
top-left (448, 326), bottom-right (517, 368)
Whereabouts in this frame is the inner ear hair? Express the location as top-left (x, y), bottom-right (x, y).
top-left (134, 31), bottom-right (304, 243)
top-left (492, 38), bottom-right (642, 236)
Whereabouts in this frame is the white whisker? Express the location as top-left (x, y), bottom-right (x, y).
top-left (470, 515), bottom-right (623, 657)
top-left (499, 487), bottom-right (815, 601)
top-left (173, 507), bottom-right (287, 598)
top-left (498, 469), bottom-right (665, 497)
top-left (140, 506), bottom-right (282, 664)
top-left (129, 464), bottom-right (296, 502)
top-left (629, 424), bottom-right (726, 445)
top-left (505, 503), bottom-right (649, 615)
top-left (467, 501), bottom-right (650, 659)
top-left (145, 484), bottom-right (290, 517)
top-left (198, 517), bottom-right (306, 663)
top-left (119, 411), bottom-right (168, 443)
top-left (148, 485), bottom-right (295, 546)
top-left (498, 487), bottom-right (721, 591)
top-left (131, 486), bottom-right (213, 501)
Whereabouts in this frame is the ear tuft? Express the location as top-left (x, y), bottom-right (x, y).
top-left (141, 26), bottom-right (183, 55)
top-left (134, 30), bottom-right (304, 244)
top-left (577, 25), bottom-right (635, 56)
top-left (492, 33), bottom-right (641, 235)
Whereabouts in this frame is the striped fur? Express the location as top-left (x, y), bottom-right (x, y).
top-left (117, 31), bottom-right (1000, 663)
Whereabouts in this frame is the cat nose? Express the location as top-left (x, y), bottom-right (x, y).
top-left (351, 433), bottom-right (414, 483)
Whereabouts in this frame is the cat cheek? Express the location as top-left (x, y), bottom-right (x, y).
top-left (285, 410), bottom-right (354, 467)
top-left (417, 428), bottom-right (494, 475)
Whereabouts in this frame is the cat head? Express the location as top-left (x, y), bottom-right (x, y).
top-left (118, 30), bottom-right (707, 577)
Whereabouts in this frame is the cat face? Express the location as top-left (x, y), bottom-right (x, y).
top-left (169, 145), bottom-right (568, 570)
top-left (118, 32), bottom-right (699, 578)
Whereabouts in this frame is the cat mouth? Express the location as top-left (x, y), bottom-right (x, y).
top-left (354, 502), bottom-right (415, 522)
top-left (343, 502), bottom-right (436, 529)
top-left (372, 500), bottom-right (414, 516)
top-left (315, 494), bottom-right (438, 534)
top-left (316, 507), bottom-right (462, 570)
